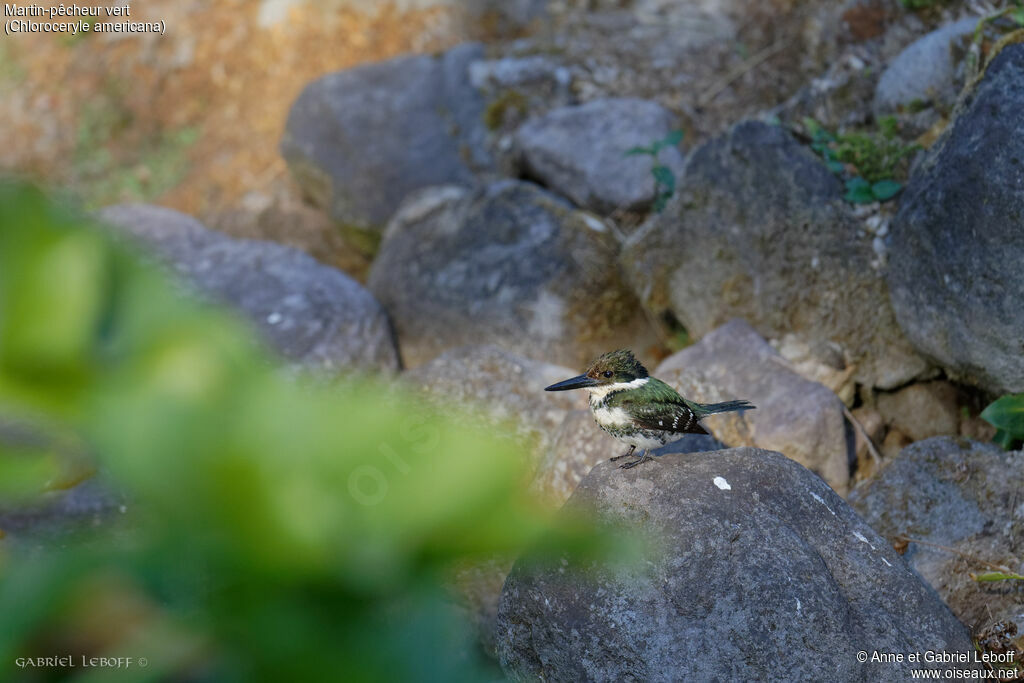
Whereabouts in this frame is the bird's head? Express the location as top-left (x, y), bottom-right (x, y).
top-left (544, 349), bottom-right (649, 393)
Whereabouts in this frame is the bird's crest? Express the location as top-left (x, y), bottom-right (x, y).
top-left (586, 349), bottom-right (648, 380)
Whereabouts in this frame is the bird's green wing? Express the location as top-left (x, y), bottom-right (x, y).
top-left (608, 379), bottom-right (709, 435)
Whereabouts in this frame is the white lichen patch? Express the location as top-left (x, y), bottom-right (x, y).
top-left (852, 530), bottom-right (877, 550)
top-left (713, 476), bottom-right (731, 491)
top-left (810, 491), bottom-right (836, 516)
top-left (580, 213), bottom-right (608, 233)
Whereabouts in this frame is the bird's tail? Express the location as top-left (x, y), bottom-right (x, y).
top-left (698, 399), bottom-right (755, 415)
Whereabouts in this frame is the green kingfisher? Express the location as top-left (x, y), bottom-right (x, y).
top-left (545, 349), bottom-right (754, 469)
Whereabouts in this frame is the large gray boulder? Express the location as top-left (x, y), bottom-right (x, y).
top-left (368, 181), bottom-right (657, 369)
top-left (850, 437), bottom-right (1024, 638)
top-left (655, 319), bottom-right (853, 494)
top-left (514, 98), bottom-right (684, 215)
top-left (887, 44), bottom-right (1024, 395)
top-left (622, 120), bottom-right (927, 389)
top-left (497, 448), bottom-right (977, 681)
top-left (280, 43), bottom-right (491, 248)
top-left (101, 204), bottom-right (400, 374)
top-left (873, 18), bottom-right (977, 116)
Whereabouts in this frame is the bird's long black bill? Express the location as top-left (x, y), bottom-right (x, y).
top-left (544, 374), bottom-right (598, 391)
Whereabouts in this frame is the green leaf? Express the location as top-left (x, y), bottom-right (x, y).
top-left (993, 429), bottom-right (1016, 450)
top-left (826, 160), bottom-right (845, 174)
top-left (803, 117), bottom-right (825, 138)
top-left (878, 115), bottom-right (900, 139)
top-left (651, 166), bottom-right (676, 194)
top-left (662, 130), bottom-right (684, 147)
top-left (625, 145), bottom-right (654, 157)
top-left (973, 571), bottom-right (1024, 582)
top-left (982, 393), bottom-right (1024, 449)
top-left (843, 177), bottom-right (875, 204)
top-left (871, 180), bottom-right (903, 201)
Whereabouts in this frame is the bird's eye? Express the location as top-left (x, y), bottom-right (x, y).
top-left (603, 371), bottom-right (613, 378)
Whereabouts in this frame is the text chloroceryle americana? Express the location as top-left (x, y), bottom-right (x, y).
top-left (545, 349), bottom-right (755, 469)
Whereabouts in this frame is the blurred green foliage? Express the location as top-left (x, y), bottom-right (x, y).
top-left (0, 182), bottom-right (607, 681)
top-left (981, 393), bottom-right (1024, 451)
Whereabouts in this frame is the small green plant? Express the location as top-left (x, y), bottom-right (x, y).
top-left (973, 571), bottom-right (1024, 582)
top-left (483, 89), bottom-right (528, 130)
top-left (842, 177), bottom-right (904, 204)
top-left (804, 117), bottom-right (918, 204)
top-left (981, 393), bottom-right (1024, 450)
top-left (899, 0), bottom-right (947, 10)
top-left (626, 130), bottom-right (683, 213)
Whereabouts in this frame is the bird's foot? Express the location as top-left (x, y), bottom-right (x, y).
top-left (619, 450), bottom-right (650, 470)
top-left (609, 445), bottom-right (636, 462)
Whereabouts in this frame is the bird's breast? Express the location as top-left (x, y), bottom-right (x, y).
top-left (591, 405), bottom-right (633, 429)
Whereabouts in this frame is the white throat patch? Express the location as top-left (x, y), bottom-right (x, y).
top-left (586, 377), bottom-right (648, 399)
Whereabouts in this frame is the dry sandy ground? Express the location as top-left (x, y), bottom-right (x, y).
top-left (0, 1), bottom-right (469, 223)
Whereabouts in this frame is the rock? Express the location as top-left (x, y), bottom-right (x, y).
top-left (280, 43), bottom-right (491, 246)
top-left (100, 204), bottom-right (400, 374)
top-left (774, 332), bottom-right (858, 405)
top-left (0, 479), bottom-right (123, 546)
top-left (626, 0), bottom-right (737, 54)
top-left (368, 181), bottom-right (657, 369)
top-left (887, 45), bottom-right (1024, 395)
top-left (204, 184), bottom-right (372, 282)
top-left (622, 120), bottom-right (927, 390)
top-left (880, 427), bottom-right (913, 460)
top-left (876, 381), bottom-right (961, 442)
top-left (514, 98), bottom-right (684, 214)
top-left (656, 319), bottom-right (853, 494)
top-left (472, 56), bottom-right (574, 142)
top-left (850, 437), bottom-right (1024, 636)
top-left (538, 409), bottom-right (722, 505)
top-left (960, 415), bottom-right (997, 443)
top-left (0, 416), bottom-right (124, 545)
top-left (470, 56), bottom-right (570, 94)
top-left (402, 345), bottom-right (584, 462)
top-left (851, 405), bottom-right (885, 481)
top-left (873, 18), bottom-right (976, 116)
top-left (497, 448), bottom-right (978, 681)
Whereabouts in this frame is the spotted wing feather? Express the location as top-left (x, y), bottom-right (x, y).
top-left (608, 378), bottom-right (709, 435)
